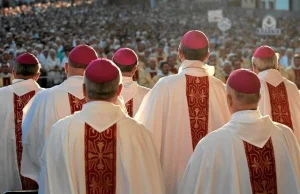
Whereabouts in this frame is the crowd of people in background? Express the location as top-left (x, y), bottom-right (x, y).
top-left (1, 0), bottom-right (300, 88)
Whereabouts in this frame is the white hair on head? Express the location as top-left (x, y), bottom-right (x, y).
top-left (251, 55), bottom-right (278, 72)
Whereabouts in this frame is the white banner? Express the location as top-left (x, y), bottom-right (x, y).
top-left (218, 18), bottom-right (232, 32)
top-left (256, 15), bottom-right (281, 36)
top-left (208, 10), bottom-right (223, 23)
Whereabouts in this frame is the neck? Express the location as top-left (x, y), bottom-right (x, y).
top-left (122, 72), bottom-right (133, 78)
top-left (86, 96), bottom-right (118, 104)
top-left (14, 75), bottom-right (34, 80)
top-left (232, 105), bottom-right (258, 114)
top-left (67, 70), bottom-right (84, 78)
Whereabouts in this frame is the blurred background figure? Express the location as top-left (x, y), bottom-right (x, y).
top-left (286, 54), bottom-right (300, 89)
top-left (140, 57), bottom-right (159, 88)
top-left (0, 63), bottom-right (14, 87)
top-left (153, 61), bottom-right (171, 84)
top-left (0, 0), bottom-right (299, 89)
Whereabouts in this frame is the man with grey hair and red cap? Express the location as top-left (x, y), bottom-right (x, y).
top-left (135, 30), bottom-right (230, 194)
top-left (39, 58), bottom-right (165, 194)
top-left (180, 69), bottom-right (300, 194)
top-left (112, 48), bottom-right (150, 117)
top-left (20, 45), bottom-right (98, 185)
top-left (0, 53), bottom-right (43, 193)
top-left (252, 45), bottom-right (300, 143)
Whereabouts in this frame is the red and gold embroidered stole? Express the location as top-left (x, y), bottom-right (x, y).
top-left (150, 72), bottom-right (157, 79)
top-left (294, 69), bottom-right (300, 89)
top-left (267, 82), bottom-right (293, 130)
top-left (186, 75), bottom-right (209, 150)
top-left (84, 124), bottom-right (117, 194)
top-left (243, 139), bottom-right (278, 194)
top-left (3, 77), bottom-right (11, 86)
top-left (14, 91), bottom-right (38, 190)
top-left (68, 93), bottom-right (86, 114)
top-left (125, 99), bottom-right (133, 117)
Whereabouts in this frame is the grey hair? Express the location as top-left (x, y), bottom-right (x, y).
top-left (251, 55), bottom-right (278, 72)
top-left (84, 75), bottom-right (121, 101)
top-left (14, 62), bottom-right (41, 77)
top-left (226, 85), bottom-right (260, 105)
top-left (223, 60), bottom-right (232, 67)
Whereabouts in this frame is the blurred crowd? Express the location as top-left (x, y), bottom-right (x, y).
top-left (1, 0), bottom-right (300, 88)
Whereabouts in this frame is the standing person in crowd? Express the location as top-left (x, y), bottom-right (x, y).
top-left (232, 58), bottom-right (242, 70)
top-left (135, 30), bottom-right (230, 194)
top-left (60, 46), bottom-right (72, 70)
top-left (155, 44), bottom-right (167, 63)
top-left (286, 54), bottom-right (300, 89)
top-left (140, 57), bottom-right (159, 88)
top-left (286, 48), bottom-right (294, 67)
top-left (39, 58), bottom-right (165, 194)
top-left (279, 47), bottom-right (289, 68)
top-left (252, 46), bottom-right (300, 143)
top-left (45, 49), bottom-right (60, 71)
top-left (167, 54), bottom-right (179, 74)
top-left (0, 53), bottom-right (43, 193)
top-left (0, 51), bottom-right (11, 68)
top-left (113, 48), bottom-right (150, 117)
top-left (153, 62), bottom-right (172, 84)
top-left (21, 45), bottom-right (98, 184)
top-left (37, 48), bottom-right (48, 68)
top-left (0, 63), bottom-right (14, 87)
top-left (180, 69), bottom-right (300, 194)
top-left (214, 60), bottom-right (232, 83)
top-left (45, 49), bottom-right (61, 87)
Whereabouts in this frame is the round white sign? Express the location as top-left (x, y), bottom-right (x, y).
top-left (218, 18), bottom-right (232, 32)
top-left (262, 15), bottom-right (277, 29)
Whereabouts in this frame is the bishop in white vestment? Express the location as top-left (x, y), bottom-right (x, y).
top-left (252, 46), bottom-right (300, 143)
top-left (21, 45), bottom-right (99, 183)
top-left (113, 48), bottom-right (150, 117)
top-left (135, 30), bottom-right (230, 194)
top-left (180, 69), bottom-right (300, 194)
top-left (39, 58), bottom-right (165, 194)
top-left (0, 53), bottom-right (43, 193)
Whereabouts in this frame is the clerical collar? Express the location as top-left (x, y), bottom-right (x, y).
top-left (12, 79), bottom-right (25, 84)
top-left (257, 69), bottom-right (283, 86)
top-left (122, 76), bottom-right (134, 88)
top-left (179, 60), bottom-right (215, 76)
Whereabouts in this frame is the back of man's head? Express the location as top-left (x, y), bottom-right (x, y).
top-left (252, 45), bottom-right (278, 73)
top-left (226, 69), bottom-right (261, 114)
top-left (13, 53), bottom-right (41, 80)
top-left (112, 48), bottom-right (138, 77)
top-left (179, 30), bottom-right (210, 62)
top-left (84, 58), bottom-right (122, 103)
top-left (67, 44), bottom-right (98, 77)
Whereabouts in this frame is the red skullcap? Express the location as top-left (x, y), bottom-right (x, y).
top-left (85, 58), bottom-right (120, 83)
top-left (180, 30), bottom-right (209, 49)
top-left (112, 48), bottom-right (138, 66)
top-left (69, 44), bottom-right (98, 65)
top-left (227, 69), bottom-right (261, 94)
top-left (253, 46), bottom-right (275, 58)
top-left (16, 53), bottom-right (39, 65)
